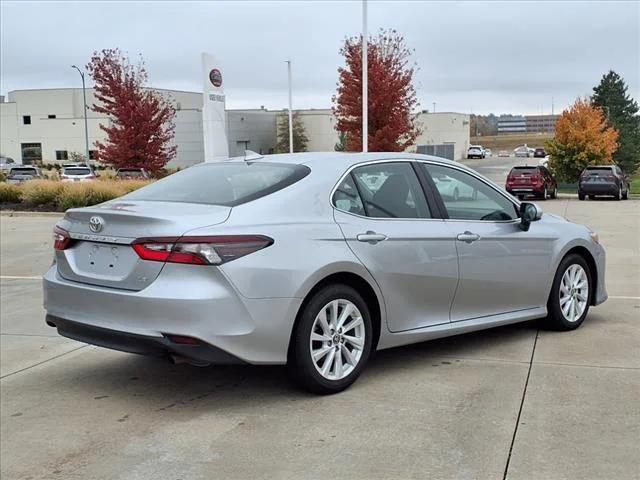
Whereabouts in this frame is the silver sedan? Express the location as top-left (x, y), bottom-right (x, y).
top-left (43, 153), bottom-right (607, 394)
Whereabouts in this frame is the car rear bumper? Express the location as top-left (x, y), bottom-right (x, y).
top-left (43, 265), bottom-right (301, 364)
top-left (579, 182), bottom-right (618, 195)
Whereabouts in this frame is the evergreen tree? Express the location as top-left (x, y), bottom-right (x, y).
top-left (276, 112), bottom-right (309, 153)
top-left (592, 70), bottom-right (640, 173)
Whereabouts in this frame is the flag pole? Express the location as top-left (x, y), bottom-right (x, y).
top-left (286, 60), bottom-right (294, 154)
top-left (362, 0), bottom-right (368, 153)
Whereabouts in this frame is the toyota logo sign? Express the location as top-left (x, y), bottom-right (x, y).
top-left (89, 216), bottom-right (105, 233)
top-left (209, 68), bottom-right (222, 88)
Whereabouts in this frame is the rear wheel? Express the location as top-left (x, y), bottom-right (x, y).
top-left (622, 187), bottom-right (628, 200)
top-left (288, 284), bottom-right (373, 394)
top-left (544, 254), bottom-right (592, 331)
top-left (551, 186), bottom-right (558, 199)
top-left (614, 186), bottom-right (621, 200)
top-left (542, 186), bottom-right (548, 200)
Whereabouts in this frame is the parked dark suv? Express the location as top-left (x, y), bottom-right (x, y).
top-left (578, 165), bottom-right (629, 200)
top-left (533, 148), bottom-right (547, 158)
top-left (505, 165), bottom-right (557, 200)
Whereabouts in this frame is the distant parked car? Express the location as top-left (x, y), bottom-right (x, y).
top-left (506, 165), bottom-right (557, 200)
top-left (116, 167), bottom-right (150, 180)
top-left (483, 148), bottom-right (493, 157)
top-left (514, 146), bottom-right (531, 158)
top-left (430, 170), bottom-right (478, 201)
top-left (498, 150), bottom-right (510, 157)
top-left (61, 165), bottom-right (96, 183)
top-left (533, 148), bottom-right (547, 158)
top-left (6, 166), bottom-right (44, 184)
top-left (578, 165), bottom-right (629, 201)
top-left (467, 146), bottom-right (485, 159)
top-left (0, 156), bottom-right (16, 172)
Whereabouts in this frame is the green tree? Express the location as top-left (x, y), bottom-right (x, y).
top-left (592, 70), bottom-right (640, 173)
top-left (276, 112), bottom-right (309, 153)
top-left (334, 131), bottom-right (349, 151)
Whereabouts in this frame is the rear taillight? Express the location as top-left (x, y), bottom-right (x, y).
top-left (53, 226), bottom-right (73, 250)
top-left (132, 235), bottom-right (273, 266)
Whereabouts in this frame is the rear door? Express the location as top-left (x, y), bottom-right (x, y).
top-left (421, 162), bottom-right (554, 321)
top-left (333, 161), bottom-right (458, 332)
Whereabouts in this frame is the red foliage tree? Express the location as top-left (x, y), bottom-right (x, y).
top-left (333, 29), bottom-right (421, 152)
top-left (87, 49), bottom-right (176, 174)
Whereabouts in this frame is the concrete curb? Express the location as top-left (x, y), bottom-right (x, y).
top-left (0, 210), bottom-right (64, 218)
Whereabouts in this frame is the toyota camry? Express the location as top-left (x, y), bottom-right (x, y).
top-left (43, 153), bottom-right (607, 394)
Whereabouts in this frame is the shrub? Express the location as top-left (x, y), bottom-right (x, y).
top-left (21, 180), bottom-right (64, 206)
top-left (0, 183), bottom-right (22, 203)
top-left (0, 171), bottom-right (6, 182)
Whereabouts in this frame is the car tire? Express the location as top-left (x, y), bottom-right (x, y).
top-left (622, 188), bottom-right (628, 200)
top-left (551, 186), bottom-right (558, 199)
top-left (542, 186), bottom-right (548, 200)
top-left (544, 254), bottom-right (592, 331)
top-left (578, 193), bottom-right (585, 200)
top-left (287, 284), bottom-right (373, 394)
top-left (517, 194), bottom-right (525, 200)
top-left (614, 186), bottom-right (621, 200)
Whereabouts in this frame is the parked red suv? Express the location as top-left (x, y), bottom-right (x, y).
top-left (505, 165), bottom-right (557, 200)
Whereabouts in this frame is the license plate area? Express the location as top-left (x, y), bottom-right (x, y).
top-left (70, 241), bottom-right (138, 279)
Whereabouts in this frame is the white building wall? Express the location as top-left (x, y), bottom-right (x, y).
top-left (412, 112), bottom-right (471, 160)
top-left (226, 109), bottom-right (277, 157)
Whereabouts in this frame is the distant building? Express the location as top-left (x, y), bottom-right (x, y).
top-left (0, 88), bottom-right (470, 166)
top-left (497, 114), bottom-right (559, 135)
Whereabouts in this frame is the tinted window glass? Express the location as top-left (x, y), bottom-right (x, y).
top-left (10, 168), bottom-right (38, 175)
top-left (351, 162), bottom-right (431, 218)
top-left (333, 174), bottom-right (365, 216)
top-left (424, 164), bottom-right (518, 221)
top-left (63, 168), bottom-right (91, 175)
top-left (123, 162), bottom-right (309, 206)
top-left (511, 167), bottom-right (538, 175)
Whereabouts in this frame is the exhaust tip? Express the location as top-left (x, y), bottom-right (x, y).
top-left (168, 353), bottom-right (210, 368)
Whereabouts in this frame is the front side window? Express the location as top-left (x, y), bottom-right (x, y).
top-left (423, 164), bottom-right (518, 221)
top-left (350, 162), bottom-right (431, 219)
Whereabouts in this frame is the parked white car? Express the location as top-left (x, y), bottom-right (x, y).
top-left (61, 165), bottom-right (97, 182)
top-left (467, 145), bottom-right (485, 159)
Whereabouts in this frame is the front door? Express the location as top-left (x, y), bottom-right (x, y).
top-left (421, 162), bottom-right (555, 322)
top-left (332, 161), bottom-right (459, 332)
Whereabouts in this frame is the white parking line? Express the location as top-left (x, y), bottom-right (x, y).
top-left (609, 295), bottom-right (640, 300)
top-left (0, 275), bottom-right (42, 280)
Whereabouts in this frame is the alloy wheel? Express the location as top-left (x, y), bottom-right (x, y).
top-left (309, 299), bottom-right (365, 380)
top-left (559, 264), bottom-right (589, 322)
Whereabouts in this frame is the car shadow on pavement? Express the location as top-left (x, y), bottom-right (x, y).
top-left (45, 321), bottom-right (541, 406)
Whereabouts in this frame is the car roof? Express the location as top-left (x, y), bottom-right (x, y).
top-left (224, 151), bottom-right (464, 174)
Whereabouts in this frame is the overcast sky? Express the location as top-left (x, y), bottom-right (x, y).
top-left (1, 1), bottom-right (638, 115)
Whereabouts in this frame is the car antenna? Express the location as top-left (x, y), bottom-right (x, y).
top-left (243, 150), bottom-right (263, 162)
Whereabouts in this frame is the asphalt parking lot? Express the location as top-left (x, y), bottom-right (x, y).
top-left (1, 175), bottom-right (639, 479)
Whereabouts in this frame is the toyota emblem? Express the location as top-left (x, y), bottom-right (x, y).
top-left (89, 216), bottom-right (104, 233)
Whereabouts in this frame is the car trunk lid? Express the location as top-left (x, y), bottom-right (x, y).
top-left (56, 201), bottom-right (231, 291)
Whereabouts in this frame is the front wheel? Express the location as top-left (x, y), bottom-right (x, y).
top-left (288, 284), bottom-right (373, 394)
top-left (578, 192), bottom-right (585, 201)
top-left (544, 254), bottom-right (592, 331)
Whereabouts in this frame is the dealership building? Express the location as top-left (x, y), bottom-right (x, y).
top-left (1, 88), bottom-right (470, 167)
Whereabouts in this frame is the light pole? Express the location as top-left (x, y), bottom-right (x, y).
top-left (362, 0), bottom-right (368, 153)
top-left (286, 60), bottom-right (293, 154)
top-left (71, 65), bottom-right (90, 165)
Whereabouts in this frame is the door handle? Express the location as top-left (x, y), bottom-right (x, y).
top-left (456, 231), bottom-right (480, 243)
top-left (356, 231), bottom-right (387, 244)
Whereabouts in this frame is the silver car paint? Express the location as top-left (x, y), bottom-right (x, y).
top-left (43, 152), bottom-right (607, 364)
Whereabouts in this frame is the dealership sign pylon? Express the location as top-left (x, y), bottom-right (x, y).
top-left (202, 53), bottom-right (229, 161)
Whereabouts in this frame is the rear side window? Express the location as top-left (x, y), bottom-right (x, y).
top-left (122, 162), bottom-right (310, 206)
top-left (333, 175), bottom-right (365, 216)
top-left (349, 162), bottom-right (431, 219)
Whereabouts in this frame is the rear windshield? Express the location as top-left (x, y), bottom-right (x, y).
top-left (122, 162), bottom-right (310, 206)
top-left (10, 168), bottom-right (37, 175)
top-left (63, 167), bottom-right (91, 175)
top-left (511, 167), bottom-right (538, 174)
top-left (585, 167), bottom-right (613, 174)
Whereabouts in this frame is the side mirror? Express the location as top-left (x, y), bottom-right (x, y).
top-left (519, 202), bottom-right (543, 231)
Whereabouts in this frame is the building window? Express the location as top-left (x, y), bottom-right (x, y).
top-left (21, 143), bottom-right (42, 165)
top-left (55, 150), bottom-right (69, 161)
top-left (48, 114), bottom-right (56, 119)
top-left (23, 115), bottom-right (31, 125)
top-left (89, 150), bottom-right (97, 160)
